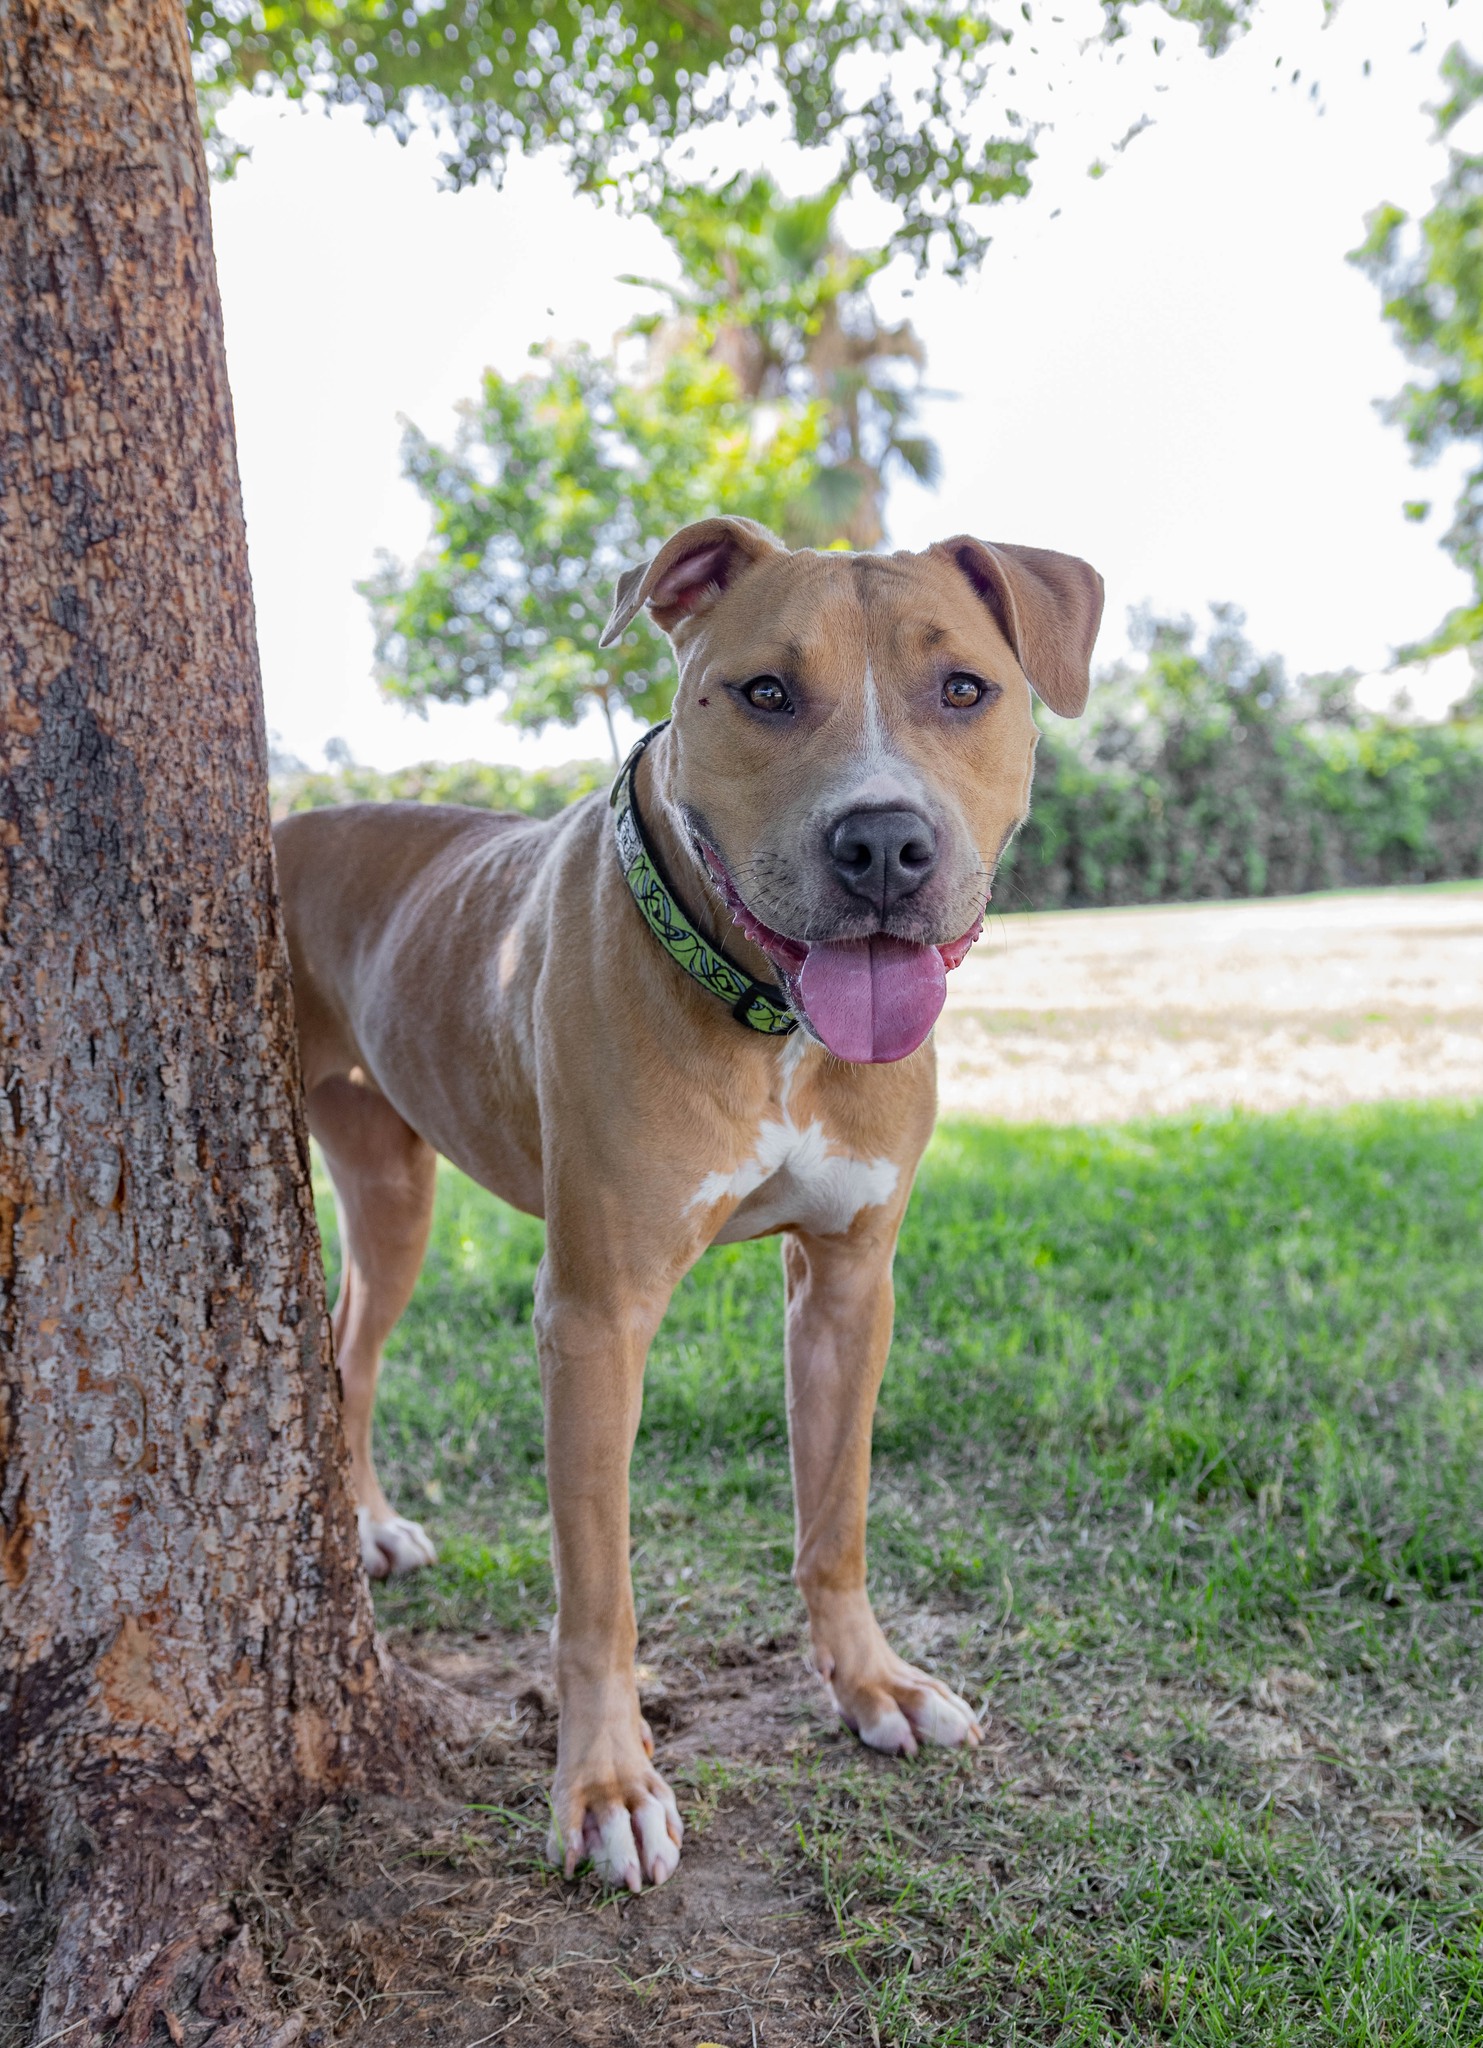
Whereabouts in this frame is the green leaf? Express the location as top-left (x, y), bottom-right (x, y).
top-left (1352, 41), bottom-right (1483, 655)
top-left (188, 1), bottom-right (1260, 274)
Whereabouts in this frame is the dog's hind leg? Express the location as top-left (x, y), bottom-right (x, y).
top-left (783, 1221), bottom-right (982, 1758)
top-left (308, 1073), bottom-right (439, 1580)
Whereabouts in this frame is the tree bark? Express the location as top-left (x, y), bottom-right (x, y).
top-left (0, 3), bottom-right (397, 2037)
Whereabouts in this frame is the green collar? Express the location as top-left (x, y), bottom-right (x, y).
top-left (610, 722), bottom-right (797, 1036)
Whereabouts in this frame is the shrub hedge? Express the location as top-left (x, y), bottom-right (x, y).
top-left (273, 612), bottom-right (1483, 911)
top-left (1000, 611), bottom-right (1483, 909)
top-left (270, 753), bottom-right (607, 822)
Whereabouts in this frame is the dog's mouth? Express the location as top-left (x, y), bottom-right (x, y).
top-left (701, 848), bottom-right (984, 1064)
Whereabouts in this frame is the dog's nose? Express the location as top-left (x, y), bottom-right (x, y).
top-left (828, 808), bottom-right (938, 912)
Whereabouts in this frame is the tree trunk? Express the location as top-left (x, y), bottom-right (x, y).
top-left (0, 3), bottom-right (399, 2036)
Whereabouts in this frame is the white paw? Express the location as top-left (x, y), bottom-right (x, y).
top-left (908, 1681), bottom-right (982, 1747)
top-left (841, 1672), bottom-right (982, 1758)
top-left (357, 1506), bottom-right (437, 1579)
top-left (547, 1783), bottom-right (684, 1893)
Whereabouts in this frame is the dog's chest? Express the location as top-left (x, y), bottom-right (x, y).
top-left (689, 1044), bottom-right (900, 1243)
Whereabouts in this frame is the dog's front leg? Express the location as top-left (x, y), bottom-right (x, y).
top-left (783, 1224), bottom-right (982, 1758)
top-left (534, 1260), bottom-right (683, 1891)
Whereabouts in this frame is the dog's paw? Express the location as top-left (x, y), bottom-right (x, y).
top-left (357, 1506), bottom-right (437, 1579)
top-left (547, 1759), bottom-right (684, 1893)
top-left (826, 1653), bottom-right (982, 1760)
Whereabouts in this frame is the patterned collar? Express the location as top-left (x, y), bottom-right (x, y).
top-left (610, 722), bottom-right (797, 1036)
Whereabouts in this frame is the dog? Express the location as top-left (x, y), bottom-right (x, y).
top-left (273, 517), bottom-right (1102, 1892)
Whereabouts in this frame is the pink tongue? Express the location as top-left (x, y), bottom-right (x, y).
top-left (797, 936), bottom-right (947, 1063)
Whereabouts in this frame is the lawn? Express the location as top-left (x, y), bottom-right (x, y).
top-left (308, 1102), bottom-right (1483, 2045)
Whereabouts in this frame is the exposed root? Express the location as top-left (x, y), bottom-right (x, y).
top-left (14, 1654), bottom-right (498, 2046)
top-left (385, 1651), bottom-right (495, 1760)
top-left (34, 1865), bottom-right (300, 2048)
top-left (112, 1923), bottom-right (307, 2048)
top-left (111, 1909), bottom-right (234, 2044)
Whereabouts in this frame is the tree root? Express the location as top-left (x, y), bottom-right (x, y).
top-left (106, 1921), bottom-right (308, 2048)
top-left (24, 1655), bottom-right (498, 2045)
top-left (34, 1874), bottom-right (296, 2048)
top-left (387, 1652), bottom-right (494, 1759)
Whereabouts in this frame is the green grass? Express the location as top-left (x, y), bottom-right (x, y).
top-left (318, 1101), bottom-right (1483, 2044)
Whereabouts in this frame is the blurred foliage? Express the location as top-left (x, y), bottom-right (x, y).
top-left (631, 173), bottom-right (938, 546)
top-left (275, 607), bottom-right (1483, 908)
top-left (186, 0), bottom-right (1258, 275)
top-left (270, 752), bottom-right (606, 821)
top-left (1001, 606), bottom-right (1483, 909)
top-left (364, 177), bottom-right (934, 747)
top-left (360, 338), bottom-right (826, 754)
top-left (1353, 41), bottom-right (1483, 696)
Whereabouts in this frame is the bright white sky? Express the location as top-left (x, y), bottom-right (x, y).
top-left (209, 0), bottom-right (1483, 772)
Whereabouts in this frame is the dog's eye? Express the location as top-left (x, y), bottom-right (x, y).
top-left (743, 676), bottom-right (792, 713)
top-left (943, 673), bottom-right (988, 709)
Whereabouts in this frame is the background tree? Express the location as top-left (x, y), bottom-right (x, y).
top-left (236, 0), bottom-right (1264, 756)
top-left (363, 338), bottom-right (826, 753)
top-left (0, 3), bottom-right (435, 2034)
top-left (1354, 40), bottom-right (1483, 708)
top-left (272, 754), bottom-right (609, 821)
top-left (1003, 608), bottom-right (1483, 909)
top-left (634, 173), bottom-right (941, 546)
top-left (364, 172), bottom-right (944, 747)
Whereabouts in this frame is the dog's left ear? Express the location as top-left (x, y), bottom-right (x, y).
top-left (600, 517), bottom-right (785, 646)
top-left (937, 537), bottom-right (1104, 718)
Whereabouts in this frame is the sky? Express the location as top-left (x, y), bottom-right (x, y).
top-left (208, 0), bottom-right (1483, 774)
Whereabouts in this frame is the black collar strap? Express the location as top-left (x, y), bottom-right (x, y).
top-left (610, 722), bottom-right (797, 1036)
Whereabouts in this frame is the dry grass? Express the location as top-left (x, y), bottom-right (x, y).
top-left (937, 883), bottom-right (1483, 1121)
top-left (205, 1605), bottom-right (1483, 2044)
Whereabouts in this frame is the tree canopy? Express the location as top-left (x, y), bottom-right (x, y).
top-left (188, 0), bottom-right (1258, 272)
top-left (1354, 40), bottom-right (1483, 685)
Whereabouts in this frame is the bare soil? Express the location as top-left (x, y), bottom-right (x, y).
top-left (0, 1635), bottom-right (871, 2048)
top-left (229, 1632), bottom-right (879, 2048)
top-left (937, 884), bottom-right (1483, 1121)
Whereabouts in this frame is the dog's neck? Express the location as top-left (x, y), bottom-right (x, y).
top-left (633, 725), bottom-right (781, 993)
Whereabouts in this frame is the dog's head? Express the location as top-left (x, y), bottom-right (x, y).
top-left (602, 516), bottom-right (1103, 1062)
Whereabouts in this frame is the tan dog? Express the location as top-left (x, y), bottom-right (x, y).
top-left (274, 518), bottom-right (1102, 1892)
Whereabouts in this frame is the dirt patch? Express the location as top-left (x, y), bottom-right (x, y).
top-left (235, 1634), bottom-right (878, 2048)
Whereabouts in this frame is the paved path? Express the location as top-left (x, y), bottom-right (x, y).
top-left (934, 883), bottom-right (1483, 1123)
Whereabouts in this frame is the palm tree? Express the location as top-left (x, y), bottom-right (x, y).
top-left (629, 173), bottom-right (941, 549)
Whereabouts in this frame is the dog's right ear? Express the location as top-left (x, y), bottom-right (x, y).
top-left (600, 517), bottom-right (784, 646)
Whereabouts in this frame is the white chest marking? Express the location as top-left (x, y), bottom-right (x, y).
top-left (689, 1039), bottom-right (900, 1243)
